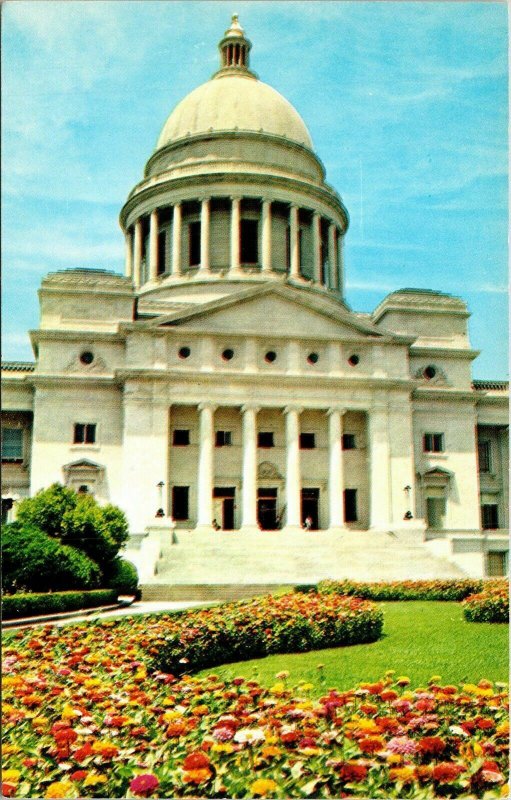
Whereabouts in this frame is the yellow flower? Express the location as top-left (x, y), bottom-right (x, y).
top-left (300, 683), bottom-right (314, 692)
top-left (1, 744), bottom-right (20, 755)
top-left (61, 704), bottom-right (80, 720)
top-left (192, 704), bottom-right (209, 716)
top-left (83, 774), bottom-right (108, 787)
top-left (44, 781), bottom-right (76, 798)
top-left (32, 716), bottom-right (49, 729)
top-left (496, 721), bottom-right (510, 736)
top-left (269, 682), bottom-right (286, 695)
top-left (3, 676), bottom-right (22, 687)
top-left (2, 770), bottom-right (21, 784)
top-left (251, 778), bottom-right (278, 796)
top-left (84, 678), bottom-right (102, 689)
top-left (387, 754), bottom-right (403, 765)
top-left (162, 710), bottom-right (181, 721)
top-left (389, 766), bottom-right (416, 783)
top-left (211, 742), bottom-right (234, 753)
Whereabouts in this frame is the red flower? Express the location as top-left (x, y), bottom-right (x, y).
top-left (337, 762), bottom-right (368, 782)
top-left (73, 742), bottom-right (93, 761)
top-left (54, 728), bottom-right (77, 744)
top-left (129, 774), bottom-right (160, 796)
top-left (70, 770), bottom-right (87, 782)
top-left (183, 752), bottom-right (211, 771)
top-left (432, 762), bottom-right (466, 783)
top-left (418, 736), bottom-right (446, 755)
top-left (358, 736), bottom-right (385, 753)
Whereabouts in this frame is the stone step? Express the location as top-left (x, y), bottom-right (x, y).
top-left (140, 584), bottom-right (284, 602)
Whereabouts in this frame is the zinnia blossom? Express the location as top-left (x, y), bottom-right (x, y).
top-left (387, 736), bottom-right (418, 755)
top-left (432, 762), bottom-right (466, 783)
top-left (129, 773), bottom-right (160, 796)
top-left (250, 778), bottom-right (278, 796)
top-left (337, 762), bottom-right (368, 782)
top-left (44, 781), bottom-right (76, 799)
top-left (418, 736), bottom-right (446, 755)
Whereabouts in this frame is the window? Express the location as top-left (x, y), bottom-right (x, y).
top-left (189, 221), bottom-right (201, 266)
top-left (2, 428), bottom-right (23, 460)
top-left (157, 231), bottom-right (166, 275)
top-left (344, 489), bottom-right (358, 522)
top-left (423, 433), bottom-right (444, 453)
top-left (173, 429), bottom-right (190, 446)
top-left (299, 433), bottom-right (316, 449)
top-left (482, 504), bottom-right (499, 530)
top-left (487, 551), bottom-right (507, 577)
top-left (73, 423), bottom-right (96, 445)
top-left (478, 441), bottom-right (491, 473)
top-left (258, 432), bottom-right (274, 448)
top-left (307, 352), bottom-right (319, 364)
top-left (342, 433), bottom-right (356, 450)
top-left (240, 219), bottom-right (259, 264)
top-left (172, 486), bottom-right (189, 521)
top-left (215, 431), bottom-right (232, 447)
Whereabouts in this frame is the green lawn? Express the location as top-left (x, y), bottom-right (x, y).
top-left (198, 601), bottom-right (509, 693)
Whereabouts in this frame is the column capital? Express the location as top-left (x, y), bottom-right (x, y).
top-left (326, 406), bottom-right (346, 416)
top-left (199, 196), bottom-right (211, 205)
top-left (173, 201), bottom-right (182, 210)
top-left (283, 405), bottom-right (303, 416)
top-left (230, 195), bottom-right (241, 203)
top-left (241, 404), bottom-right (260, 415)
top-left (198, 402), bottom-right (217, 413)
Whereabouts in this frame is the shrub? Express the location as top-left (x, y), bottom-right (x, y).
top-left (315, 578), bottom-right (506, 602)
top-left (463, 587), bottom-right (509, 623)
top-left (104, 558), bottom-right (139, 594)
top-left (2, 523), bottom-right (101, 592)
top-left (16, 483), bottom-right (77, 538)
top-left (2, 589), bottom-right (117, 619)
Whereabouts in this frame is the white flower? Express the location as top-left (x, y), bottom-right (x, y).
top-left (233, 728), bottom-right (265, 744)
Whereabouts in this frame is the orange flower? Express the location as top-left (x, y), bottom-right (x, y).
top-left (182, 768), bottom-right (212, 785)
top-left (44, 781), bottom-right (76, 798)
top-left (358, 735), bottom-right (385, 753)
top-left (91, 740), bottom-right (119, 759)
top-left (389, 766), bottom-right (416, 783)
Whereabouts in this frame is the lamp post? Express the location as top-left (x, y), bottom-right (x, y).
top-left (403, 485), bottom-right (413, 520)
top-left (156, 481), bottom-right (165, 518)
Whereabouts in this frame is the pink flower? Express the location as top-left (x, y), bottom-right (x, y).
top-left (129, 774), bottom-right (159, 796)
top-left (387, 736), bottom-right (418, 754)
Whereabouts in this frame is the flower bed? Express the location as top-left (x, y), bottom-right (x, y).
top-left (463, 587), bottom-right (509, 623)
top-left (315, 578), bottom-right (507, 602)
top-left (1, 609), bottom-right (508, 799)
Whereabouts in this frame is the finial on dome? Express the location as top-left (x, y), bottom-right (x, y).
top-left (225, 13), bottom-right (244, 37)
top-left (217, 13), bottom-right (253, 75)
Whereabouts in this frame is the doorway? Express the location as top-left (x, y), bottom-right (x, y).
top-left (301, 488), bottom-right (320, 529)
top-left (426, 496), bottom-right (446, 530)
top-left (257, 487), bottom-right (279, 530)
top-left (213, 487), bottom-right (235, 530)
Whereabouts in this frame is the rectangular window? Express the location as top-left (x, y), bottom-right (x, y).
top-left (478, 441), bottom-right (491, 473)
top-left (344, 489), bottom-right (358, 522)
top-left (299, 433), bottom-right (316, 449)
top-left (189, 221), bottom-right (201, 267)
top-left (423, 433), bottom-right (444, 453)
top-left (173, 429), bottom-right (190, 446)
top-left (482, 504), bottom-right (499, 530)
top-left (487, 551), bottom-right (507, 577)
top-left (215, 431), bottom-right (232, 447)
top-left (1, 428), bottom-right (23, 460)
top-left (342, 433), bottom-right (356, 450)
top-left (172, 486), bottom-right (189, 521)
top-left (73, 423), bottom-right (96, 444)
top-left (240, 219), bottom-right (259, 264)
top-left (258, 431), bottom-right (274, 448)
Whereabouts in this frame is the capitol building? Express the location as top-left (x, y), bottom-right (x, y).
top-left (2, 17), bottom-right (508, 582)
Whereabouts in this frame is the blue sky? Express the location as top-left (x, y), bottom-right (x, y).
top-left (2, 1), bottom-right (508, 378)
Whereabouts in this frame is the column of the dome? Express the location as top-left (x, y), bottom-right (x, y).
top-left (241, 405), bottom-right (259, 531)
top-left (312, 212), bottom-right (322, 285)
top-left (196, 403), bottom-right (216, 530)
top-left (230, 197), bottom-right (241, 273)
top-left (328, 223), bottom-right (338, 291)
top-left (261, 199), bottom-right (272, 273)
top-left (327, 407), bottom-right (345, 530)
top-left (124, 230), bottom-right (133, 278)
top-left (289, 205), bottom-right (300, 278)
top-left (133, 219), bottom-right (143, 288)
top-left (171, 203), bottom-right (182, 277)
top-left (149, 209), bottom-right (159, 281)
top-left (284, 406), bottom-right (302, 529)
top-left (200, 198), bottom-right (211, 273)
top-left (338, 233), bottom-right (345, 295)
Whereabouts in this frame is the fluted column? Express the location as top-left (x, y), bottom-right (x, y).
top-left (133, 218), bottom-right (143, 288)
top-left (196, 403), bottom-right (216, 529)
top-left (328, 408), bottom-right (345, 529)
top-left (261, 199), bottom-right (272, 273)
top-left (312, 212), bottom-right (322, 284)
top-left (328, 223), bottom-right (337, 291)
top-left (284, 406), bottom-right (302, 528)
top-left (200, 198), bottom-right (210, 273)
top-left (369, 406), bottom-right (392, 530)
top-left (337, 232), bottom-right (345, 294)
top-left (124, 230), bottom-right (133, 278)
top-left (241, 405), bottom-right (259, 530)
top-left (149, 209), bottom-right (159, 281)
top-left (289, 204), bottom-right (300, 278)
top-left (171, 203), bottom-right (182, 277)
top-left (230, 197), bottom-right (241, 273)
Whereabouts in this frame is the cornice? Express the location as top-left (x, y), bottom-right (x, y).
top-left (412, 387), bottom-right (478, 403)
top-left (410, 346), bottom-right (480, 360)
top-left (29, 330), bottom-right (126, 344)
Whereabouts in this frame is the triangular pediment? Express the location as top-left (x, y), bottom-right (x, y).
top-left (142, 284), bottom-right (389, 340)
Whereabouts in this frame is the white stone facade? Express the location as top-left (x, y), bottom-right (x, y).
top-left (2, 17), bottom-right (508, 577)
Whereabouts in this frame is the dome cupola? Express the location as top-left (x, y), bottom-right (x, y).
top-left (217, 13), bottom-right (254, 75)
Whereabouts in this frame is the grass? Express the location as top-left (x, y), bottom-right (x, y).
top-left (198, 601), bottom-right (509, 693)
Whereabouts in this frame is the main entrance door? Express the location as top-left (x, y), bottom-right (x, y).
top-left (257, 487), bottom-right (279, 530)
top-left (213, 487), bottom-right (235, 530)
top-left (301, 488), bottom-right (320, 529)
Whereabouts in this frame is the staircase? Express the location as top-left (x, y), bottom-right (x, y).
top-left (139, 528), bottom-right (467, 601)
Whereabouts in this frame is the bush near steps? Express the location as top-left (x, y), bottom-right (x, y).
top-left (312, 578), bottom-right (508, 602)
top-left (463, 587), bottom-right (509, 623)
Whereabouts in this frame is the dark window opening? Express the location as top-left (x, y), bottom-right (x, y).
top-left (258, 432), bottom-right (274, 448)
top-left (172, 486), bottom-right (189, 521)
top-left (80, 351), bottom-right (94, 365)
top-left (215, 431), bottom-right (232, 447)
top-left (240, 219), bottom-right (259, 264)
top-left (157, 231), bottom-right (166, 275)
top-left (1, 498), bottom-right (14, 524)
top-left (178, 347), bottom-right (191, 359)
top-left (265, 351), bottom-right (277, 363)
top-left (301, 487), bottom-right (320, 529)
top-left (173, 429), bottom-right (190, 446)
top-left (73, 423), bottom-right (96, 445)
top-left (285, 226), bottom-right (290, 271)
top-left (423, 433), bottom-right (444, 453)
top-left (487, 551), bottom-right (507, 576)
top-left (222, 348), bottom-right (234, 361)
top-left (213, 487), bottom-right (235, 498)
top-left (307, 352), bottom-right (319, 364)
top-left (78, 485), bottom-right (89, 494)
top-left (344, 488), bottom-right (358, 522)
top-left (342, 434), bottom-right (356, 450)
top-left (478, 441), bottom-right (491, 473)
top-left (300, 433), bottom-right (316, 449)
top-left (189, 221), bottom-right (201, 267)
top-left (423, 365), bottom-right (436, 380)
top-left (2, 428), bottom-right (23, 460)
top-left (482, 504), bottom-right (499, 530)
top-left (348, 354), bottom-right (359, 366)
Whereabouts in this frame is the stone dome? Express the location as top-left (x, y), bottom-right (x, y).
top-left (156, 73), bottom-right (313, 151)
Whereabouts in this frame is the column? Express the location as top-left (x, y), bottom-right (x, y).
top-left (171, 203), bottom-right (182, 277)
top-left (328, 223), bottom-right (337, 291)
top-left (124, 230), bottom-right (133, 278)
top-left (149, 209), bottom-right (159, 281)
top-left (312, 211), bottom-right (321, 284)
top-left (241, 405), bottom-right (259, 530)
top-left (200, 198), bottom-right (210, 272)
top-left (284, 406), bottom-right (302, 528)
top-left (133, 218), bottom-right (143, 288)
top-left (328, 407), bottom-right (345, 529)
top-left (338, 232), bottom-right (345, 294)
top-left (289, 204), bottom-right (300, 278)
top-left (196, 403), bottom-right (216, 529)
top-left (369, 405), bottom-right (392, 529)
top-left (230, 197), bottom-right (241, 273)
top-left (261, 199), bottom-right (272, 273)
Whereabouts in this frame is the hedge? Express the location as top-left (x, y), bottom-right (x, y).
top-left (314, 578), bottom-right (508, 601)
top-left (463, 586), bottom-right (509, 623)
top-left (2, 589), bottom-right (118, 620)
top-left (151, 591), bottom-right (383, 675)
